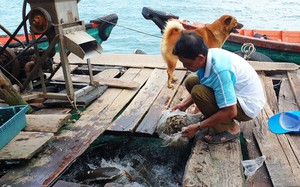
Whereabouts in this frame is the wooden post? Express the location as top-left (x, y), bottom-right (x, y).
top-left (0, 70), bottom-right (32, 113)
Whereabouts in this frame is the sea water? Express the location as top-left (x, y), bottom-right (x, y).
top-left (0, 0), bottom-right (299, 54)
top-left (0, 1), bottom-right (299, 185)
top-left (59, 135), bottom-right (192, 186)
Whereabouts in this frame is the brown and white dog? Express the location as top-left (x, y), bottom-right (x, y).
top-left (161, 15), bottom-right (243, 88)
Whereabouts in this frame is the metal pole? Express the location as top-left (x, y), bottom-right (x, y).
top-left (56, 25), bottom-right (75, 100)
top-left (87, 58), bottom-right (94, 85)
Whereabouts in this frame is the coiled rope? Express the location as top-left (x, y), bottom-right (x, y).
top-left (241, 43), bottom-right (256, 60)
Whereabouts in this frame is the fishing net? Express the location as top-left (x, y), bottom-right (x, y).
top-left (156, 109), bottom-right (203, 147)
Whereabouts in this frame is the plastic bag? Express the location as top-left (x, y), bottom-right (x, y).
top-left (156, 109), bottom-right (202, 147)
top-left (241, 155), bottom-right (266, 177)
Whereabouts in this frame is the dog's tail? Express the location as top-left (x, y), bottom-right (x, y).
top-left (161, 20), bottom-right (184, 60)
top-left (161, 20), bottom-right (185, 41)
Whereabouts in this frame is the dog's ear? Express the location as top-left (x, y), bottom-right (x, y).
top-left (224, 16), bottom-right (233, 25)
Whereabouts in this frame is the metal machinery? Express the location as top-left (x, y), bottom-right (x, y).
top-left (0, 0), bottom-right (103, 106)
top-left (26, 0), bottom-right (102, 102)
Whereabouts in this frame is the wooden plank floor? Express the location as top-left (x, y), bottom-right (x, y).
top-left (0, 53), bottom-right (299, 186)
top-left (0, 132), bottom-right (54, 161)
top-left (253, 70), bottom-right (300, 187)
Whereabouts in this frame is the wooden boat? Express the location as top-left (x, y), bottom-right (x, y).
top-left (142, 7), bottom-right (300, 64)
top-left (0, 13), bottom-right (118, 49)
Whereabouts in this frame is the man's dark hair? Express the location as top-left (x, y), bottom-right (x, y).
top-left (172, 32), bottom-right (208, 59)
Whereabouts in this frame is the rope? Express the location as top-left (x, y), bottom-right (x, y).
top-left (241, 43), bottom-right (256, 60)
top-left (96, 17), bottom-right (162, 39)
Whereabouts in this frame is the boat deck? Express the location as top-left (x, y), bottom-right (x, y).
top-left (0, 53), bottom-right (299, 186)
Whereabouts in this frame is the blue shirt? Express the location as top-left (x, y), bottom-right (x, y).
top-left (195, 48), bottom-right (265, 118)
top-left (196, 49), bottom-right (237, 108)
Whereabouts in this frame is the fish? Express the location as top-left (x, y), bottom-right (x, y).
top-left (75, 167), bottom-right (123, 182)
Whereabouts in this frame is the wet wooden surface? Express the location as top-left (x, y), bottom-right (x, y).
top-left (136, 70), bottom-right (187, 134)
top-left (0, 53), bottom-right (299, 187)
top-left (0, 131), bottom-right (54, 161)
top-left (184, 70), bottom-right (300, 187)
top-left (259, 69), bottom-right (300, 186)
top-left (25, 114), bottom-right (71, 133)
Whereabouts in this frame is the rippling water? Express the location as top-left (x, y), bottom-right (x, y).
top-left (59, 136), bottom-right (191, 187)
top-left (1, 0), bottom-right (299, 54)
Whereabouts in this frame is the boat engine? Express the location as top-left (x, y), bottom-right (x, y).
top-left (0, 45), bottom-right (54, 84)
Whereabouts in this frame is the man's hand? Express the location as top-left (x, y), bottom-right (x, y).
top-left (170, 95), bottom-right (194, 112)
top-left (171, 103), bottom-right (187, 112)
top-left (181, 123), bottom-right (200, 138)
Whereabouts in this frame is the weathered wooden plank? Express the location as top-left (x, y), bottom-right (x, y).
top-left (52, 68), bottom-right (139, 89)
top-left (249, 61), bottom-right (299, 71)
top-left (277, 69), bottom-right (300, 111)
top-left (0, 131), bottom-right (54, 161)
top-left (171, 85), bottom-right (189, 106)
top-left (241, 120), bottom-right (272, 187)
top-left (108, 69), bottom-right (167, 132)
top-left (86, 68), bottom-right (153, 121)
top-left (277, 69), bottom-right (300, 179)
top-left (54, 53), bottom-right (184, 69)
top-left (33, 108), bottom-right (71, 115)
top-left (93, 68), bottom-right (121, 78)
top-left (253, 104), bottom-right (300, 187)
top-left (183, 131), bottom-right (244, 187)
top-left (278, 78), bottom-right (299, 111)
top-left (24, 114), bottom-right (71, 133)
top-left (75, 65), bottom-right (126, 73)
top-left (0, 68), bottom-right (152, 187)
top-left (51, 65), bottom-right (78, 80)
top-left (68, 68), bottom-right (120, 82)
top-left (248, 71), bottom-right (300, 187)
top-left (259, 74), bottom-right (279, 113)
top-left (287, 69), bottom-right (300, 109)
top-left (136, 70), bottom-right (187, 134)
top-left (287, 133), bottom-right (300, 166)
top-left (96, 78), bottom-right (140, 89)
top-left (250, 70), bottom-right (300, 187)
top-left (240, 74), bottom-right (275, 187)
top-left (54, 53), bottom-right (299, 71)
top-left (57, 75), bottom-right (140, 89)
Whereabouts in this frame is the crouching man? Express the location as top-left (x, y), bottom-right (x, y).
top-left (171, 32), bottom-right (265, 144)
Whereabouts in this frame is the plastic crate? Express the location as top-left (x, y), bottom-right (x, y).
top-left (0, 105), bottom-right (29, 149)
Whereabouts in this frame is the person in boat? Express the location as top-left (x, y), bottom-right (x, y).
top-left (171, 32), bottom-right (265, 144)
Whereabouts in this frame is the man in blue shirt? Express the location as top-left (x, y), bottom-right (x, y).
top-left (171, 32), bottom-right (265, 143)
